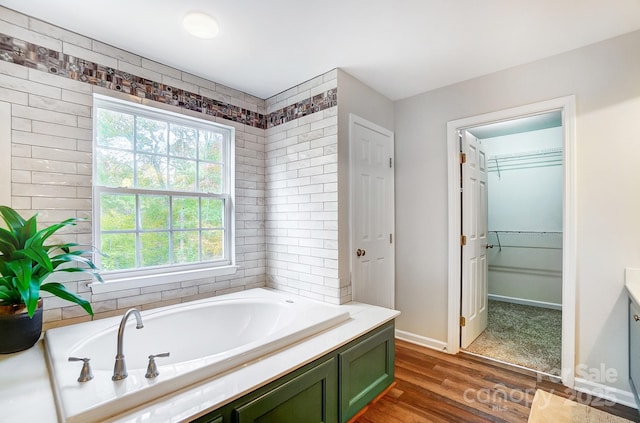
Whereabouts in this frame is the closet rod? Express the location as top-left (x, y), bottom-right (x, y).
top-left (489, 230), bottom-right (562, 234)
top-left (489, 147), bottom-right (562, 161)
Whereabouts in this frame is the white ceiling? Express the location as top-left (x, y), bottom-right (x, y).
top-left (2, 0), bottom-right (640, 101)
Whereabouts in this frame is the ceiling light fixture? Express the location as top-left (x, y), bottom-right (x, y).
top-left (183, 12), bottom-right (219, 39)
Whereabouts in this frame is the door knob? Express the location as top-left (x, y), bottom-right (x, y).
top-left (634, 315), bottom-right (639, 322)
top-left (356, 249), bottom-right (366, 257)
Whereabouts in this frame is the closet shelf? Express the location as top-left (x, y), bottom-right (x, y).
top-left (488, 230), bottom-right (562, 252)
top-left (488, 148), bottom-right (562, 174)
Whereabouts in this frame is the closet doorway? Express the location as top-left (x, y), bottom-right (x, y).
top-left (462, 112), bottom-right (564, 375)
top-left (445, 96), bottom-right (577, 387)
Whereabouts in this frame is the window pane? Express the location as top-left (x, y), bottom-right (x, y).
top-left (95, 99), bottom-right (233, 275)
top-left (199, 163), bottom-right (223, 193)
top-left (137, 153), bottom-right (167, 189)
top-left (140, 195), bottom-right (169, 230)
top-left (101, 233), bottom-right (136, 270)
top-left (173, 231), bottom-right (199, 263)
top-left (96, 109), bottom-right (133, 150)
top-left (169, 158), bottom-right (196, 191)
top-left (202, 230), bottom-right (223, 260)
top-left (140, 232), bottom-right (170, 267)
top-left (172, 197), bottom-right (199, 229)
top-left (101, 193), bottom-right (135, 230)
top-left (136, 117), bottom-right (168, 154)
top-left (96, 149), bottom-right (134, 187)
top-left (202, 198), bottom-right (223, 228)
top-left (199, 131), bottom-right (223, 162)
top-left (170, 125), bottom-right (197, 158)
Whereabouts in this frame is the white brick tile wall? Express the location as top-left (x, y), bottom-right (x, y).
top-left (182, 72), bottom-right (217, 93)
top-left (0, 6), bottom-right (29, 27)
top-left (0, 9), bottom-right (269, 326)
top-left (117, 60), bottom-right (162, 83)
top-left (161, 74), bottom-right (199, 94)
top-left (0, 19), bottom-right (61, 51)
top-left (27, 18), bottom-right (92, 50)
top-left (1, 8), bottom-right (349, 325)
top-left (265, 70), bottom-right (341, 303)
top-left (62, 42), bottom-right (118, 69)
top-left (0, 58), bottom-right (28, 79)
top-left (141, 58), bottom-right (182, 80)
top-left (92, 41), bottom-right (142, 66)
top-left (29, 95), bottom-right (92, 117)
top-left (0, 73), bottom-right (62, 99)
top-left (28, 69), bottom-right (92, 94)
top-left (13, 104), bottom-right (78, 126)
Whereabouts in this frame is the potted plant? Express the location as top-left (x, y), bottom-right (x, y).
top-left (0, 206), bottom-right (102, 353)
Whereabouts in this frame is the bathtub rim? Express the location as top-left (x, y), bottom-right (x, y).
top-left (44, 288), bottom-right (354, 423)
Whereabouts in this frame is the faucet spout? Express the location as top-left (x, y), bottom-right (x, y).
top-left (112, 308), bottom-right (144, 381)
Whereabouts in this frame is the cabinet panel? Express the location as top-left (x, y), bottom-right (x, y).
top-left (192, 415), bottom-right (223, 423)
top-left (339, 324), bottom-right (394, 422)
top-left (630, 301), bottom-right (640, 405)
top-left (234, 357), bottom-right (337, 423)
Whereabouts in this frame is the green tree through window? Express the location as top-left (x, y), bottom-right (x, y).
top-left (94, 97), bottom-right (233, 275)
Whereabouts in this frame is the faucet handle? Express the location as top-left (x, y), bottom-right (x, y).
top-left (68, 357), bottom-right (93, 382)
top-left (145, 352), bottom-right (170, 378)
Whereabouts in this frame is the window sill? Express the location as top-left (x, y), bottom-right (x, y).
top-left (89, 265), bottom-right (238, 294)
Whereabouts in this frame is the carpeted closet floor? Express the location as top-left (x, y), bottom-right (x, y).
top-left (464, 300), bottom-right (562, 375)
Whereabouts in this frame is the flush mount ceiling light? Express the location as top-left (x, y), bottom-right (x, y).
top-left (183, 12), bottom-right (219, 39)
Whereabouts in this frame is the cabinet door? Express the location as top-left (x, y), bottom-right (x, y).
top-left (192, 414), bottom-right (223, 423)
top-left (234, 357), bottom-right (337, 423)
top-left (339, 323), bottom-right (394, 422)
top-left (630, 301), bottom-right (640, 401)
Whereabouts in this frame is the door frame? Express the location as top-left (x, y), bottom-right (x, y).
top-left (445, 95), bottom-right (577, 387)
top-left (349, 113), bottom-right (395, 308)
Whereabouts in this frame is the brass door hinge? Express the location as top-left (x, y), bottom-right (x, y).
top-left (461, 235), bottom-right (467, 246)
top-left (460, 153), bottom-right (466, 164)
top-left (460, 316), bottom-right (466, 327)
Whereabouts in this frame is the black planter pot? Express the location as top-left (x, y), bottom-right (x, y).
top-left (0, 299), bottom-right (43, 354)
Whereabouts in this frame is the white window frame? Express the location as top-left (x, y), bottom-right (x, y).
top-left (90, 95), bottom-right (236, 294)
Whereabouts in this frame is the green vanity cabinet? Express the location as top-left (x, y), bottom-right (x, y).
top-left (234, 357), bottom-right (337, 423)
top-left (191, 321), bottom-right (395, 423)
top-left (338, 323), bottom-right (395, 422)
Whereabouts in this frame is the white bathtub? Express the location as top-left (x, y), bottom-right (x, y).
top-left (45, 289), bottom-right (350, 423)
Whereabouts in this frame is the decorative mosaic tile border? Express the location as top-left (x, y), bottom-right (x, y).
top-left (0, 33), bottom-right (338, 130)
top-left (266, 87), bottom-right (337, 129)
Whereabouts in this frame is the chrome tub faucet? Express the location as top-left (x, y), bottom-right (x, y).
top-left (112, 308), bottom-right (144, 381)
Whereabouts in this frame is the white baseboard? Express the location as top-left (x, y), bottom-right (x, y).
top-left (573, 377), bottom-right (637, 409)
top-left (488, 294), bottom-right (562, 310)
top-left (395, 329), bottom-right (449, 353)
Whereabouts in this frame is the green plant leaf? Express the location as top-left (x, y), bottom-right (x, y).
top-left (41, 282), bottom-right (93, 316)
top-left (54, 267), bottom-right (104, 283)
top-left (0, 206), bottom-right (102, 316)
top-left (28, 218), bottom-right (79, 250)
top-left (6, 258), bottom-right (31, 292)
top-left (20, 246), bottom-right (53, 273)
top-left (51, 251), bottom-right (98, 268)
top-left (0, 206), bottom-right (26, 233)
top-left (0, 227), bottom-right (18, 251)
top-left (21, 215), bottom-right (38, 242)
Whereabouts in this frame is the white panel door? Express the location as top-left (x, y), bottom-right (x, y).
top-left (461, 130), bottom-right (489, 348)
top-left (351, 115), bottom-right (394, 309)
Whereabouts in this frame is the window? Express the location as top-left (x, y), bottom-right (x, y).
top-left (92, 96), bottom-right (235, 288)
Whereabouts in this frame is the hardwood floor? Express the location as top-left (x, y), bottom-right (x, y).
top-left (353, 339), bottom-right (640, 423)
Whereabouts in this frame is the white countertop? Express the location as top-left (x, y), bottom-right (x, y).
top-left (0, 292), bottom-right (399, 423)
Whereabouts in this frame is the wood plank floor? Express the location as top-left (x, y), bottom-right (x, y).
top-left (354, 339), bottom-right (640, 423)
